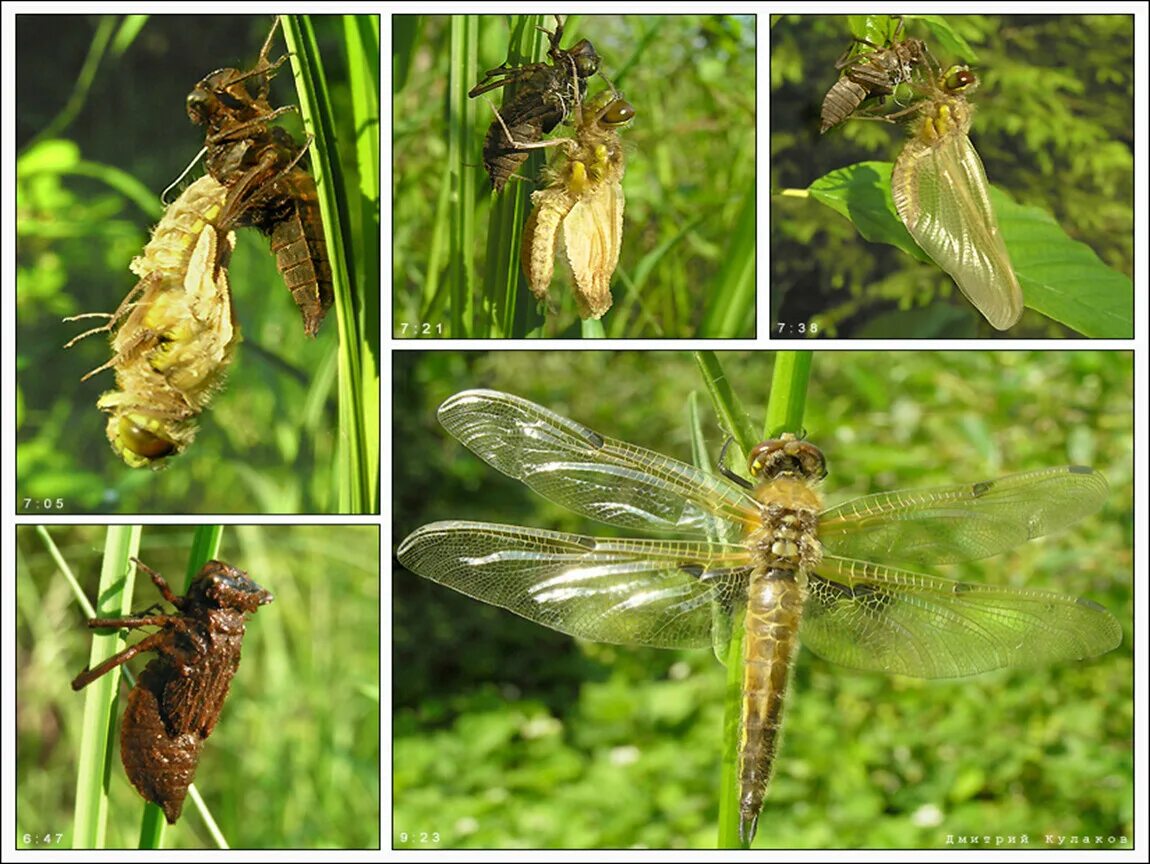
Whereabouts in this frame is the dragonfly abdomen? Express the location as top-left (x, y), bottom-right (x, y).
top-left (739, 568), bottom-right (806, 845)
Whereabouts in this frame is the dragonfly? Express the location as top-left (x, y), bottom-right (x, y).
top-left (397, 389), bottom-right (1121, 845)
top-left (511, 86), bottom-right (635, 319)
top-left (888, 62), bottom-right (1024, 330)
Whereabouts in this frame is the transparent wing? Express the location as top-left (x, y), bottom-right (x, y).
top-left (819, 466), bottom-right (1108, 567)
top-left (891, 120), bottom-right (1023, 330)
top-left (397, 521), bottom-right (753, 649)
top-left (802, 556), bottom-right (1122, 678)
top-left (436, 390), bottom-right (758, 536)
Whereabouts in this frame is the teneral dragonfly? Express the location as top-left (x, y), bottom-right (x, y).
top-left (397, 389), bottom-right (1121, 845)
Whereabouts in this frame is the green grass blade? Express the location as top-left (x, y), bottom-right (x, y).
top-left (692, 351), bottom-right (756, 458)
top-left (344, 14), bottom-right (381, 509)
top-left (718, 603), bottom-right (748, 848)
top-left (70, 526), bottom-right (142, 848)
top-left (449, 16), bottom-right (478, 335)
top-left (699, 184), bottom-right (756, 337)
top-left (282, 14), bottom-right (378, 513)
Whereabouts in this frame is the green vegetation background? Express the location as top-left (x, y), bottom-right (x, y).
top-left (16, 525), bottom-right (380, 849)
top-left (392, 351), bottom-right (1132, 849)
top-left (771, 14), bottom-right (1133, 338)
top-left (393, 15), bottom-right (757, 337)
top-left (16, 15), bottom-right (366, 513)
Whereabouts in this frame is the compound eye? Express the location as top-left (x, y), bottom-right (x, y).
top-left (186, 91), bottom-right (213, 124)
top-left (747, 440), bottom-right (782, 478)
top-left (943, 66), bottom-right (977, 93)
top-left (568, 39), bottom-right (600, 77)
top-left (118, 417), bottom-right (176, 460)
top-left (601, 99), bottom-right (635, 126)
top-left (791, 441), bottom-right (828, 480)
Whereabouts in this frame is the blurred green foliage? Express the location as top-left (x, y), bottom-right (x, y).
top-left (771, 14), bottom-right (1133, 337)
top-left (16, 524), bottom-right (380, 849)
top-left (15, 15), bottom-right (369, 513)
top-left (393, 15), bottom-right (757, 337)
top-left (392, 351), bottom-right (1132, 849)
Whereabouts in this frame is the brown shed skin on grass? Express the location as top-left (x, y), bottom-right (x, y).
top-left (469, 16), bottom-right (601, 193)
top-left (72, 559), bottom-right (273, 823)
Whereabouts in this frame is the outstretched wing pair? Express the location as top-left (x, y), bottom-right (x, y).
top-left (398, 390), bottom-right (1121, 677)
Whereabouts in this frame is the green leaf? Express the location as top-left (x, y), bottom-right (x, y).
top-left (910, 15), bottom-right (979, 62)
top-left (808, 161), bottom-right (1132, 337)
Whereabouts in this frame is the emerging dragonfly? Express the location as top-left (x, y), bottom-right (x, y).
top-left (512, 87), bottom-right (635, 319)
top-left (397, 389), bottom-right (1121, 845)
top-left (889, 62), bottom-right (1023, 330)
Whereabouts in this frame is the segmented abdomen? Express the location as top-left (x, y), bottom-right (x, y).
top-left (738, 569), bottom-right (804, 844)
top-left (120, 661), bottom-right (204, 824)
top-left (265, 168), bottom-right (333, 337)
top-left (820, 77), bottom-right (871, 133)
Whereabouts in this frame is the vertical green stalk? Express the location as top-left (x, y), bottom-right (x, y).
top-left (448, 16), bottom-right (478, 336)
top-left (476, 15), bottom-right (549, 337)
top-left (70, 526), bottom-right (142, 849)
top-left (698, 352), bottom-right (816, 848)
top-left (283, 14), bottom-right (377, 513)
top-left (764, 351), bottom-right (813, 438)
top-left (717, 604), bottom-right (748, 849)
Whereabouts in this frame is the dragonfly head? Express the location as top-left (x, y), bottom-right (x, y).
top-left (565, 39), bottom-right (601, 80)
top-left (748, 434), bottom-right (827, 483)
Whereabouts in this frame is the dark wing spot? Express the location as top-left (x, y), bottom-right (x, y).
top-left (971, 480), bottom-right (993, 496)
top-left (813, 575), bottom-right (892, 612)
top-left (584, 429), bottom-right (606, 449)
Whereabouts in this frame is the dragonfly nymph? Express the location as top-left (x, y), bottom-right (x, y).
top-left (398, 389), bottom-right (1121, 845)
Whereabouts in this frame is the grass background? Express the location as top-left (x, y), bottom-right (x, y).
top-left (392, 351), bottom-right (1132, 849)
top-left (16, 524), bottom-right (381, 849)
top-left (15, 14), bottom-right (379, 514)
top-left (770, 14), bottom-right (1133, 338)
top-left (393, 14), bottom-right (757, 338)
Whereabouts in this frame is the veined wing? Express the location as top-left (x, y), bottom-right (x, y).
top-left (891, 114), bottom-right (1023, 330)
top-left (818, 466), bottom-right (1108, 567)
top-left (802, 556), bottom-right (1122, 678)
top-left (436, 390), bottom-right (758, 536)
top-left (397, 521), bottom-right (753, 649)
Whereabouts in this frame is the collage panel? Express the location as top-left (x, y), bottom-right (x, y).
top-left (392, 350), bottom-right (1132, 850)
top-left (770, 14), bottom-right (1133, 338)
top-left (15, 14), bottom-right (380, 514)
top-left (393, 14), bottom-right (757, 338)
top-left (15, 523), bottom-right (381, 850)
